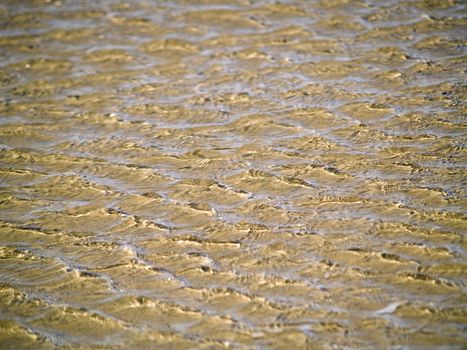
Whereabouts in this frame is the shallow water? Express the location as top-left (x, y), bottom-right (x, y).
top-left (0, 0), bottom-right (466, 349)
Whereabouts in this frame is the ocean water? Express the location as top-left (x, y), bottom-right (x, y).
top-left (0, 0), bottom-right (466, 349)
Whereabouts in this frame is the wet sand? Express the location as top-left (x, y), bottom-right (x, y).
top-left (0, 0), bottom-right (466, 349)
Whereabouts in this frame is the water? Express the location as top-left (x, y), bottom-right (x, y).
top-left (0, 0), bottom-right (466, 349)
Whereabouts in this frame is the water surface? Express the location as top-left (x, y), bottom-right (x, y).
top-left (0, 0), bottom-right (466, 349)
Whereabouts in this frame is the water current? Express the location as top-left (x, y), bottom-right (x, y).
top-left (0, 0), bottom-right (466, 349)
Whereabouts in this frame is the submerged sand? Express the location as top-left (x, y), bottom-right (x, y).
top-left (0, 0), bottom-right (466, 349)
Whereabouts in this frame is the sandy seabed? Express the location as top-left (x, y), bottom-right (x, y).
top-left (0, 0), bottom-right (466, 349)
